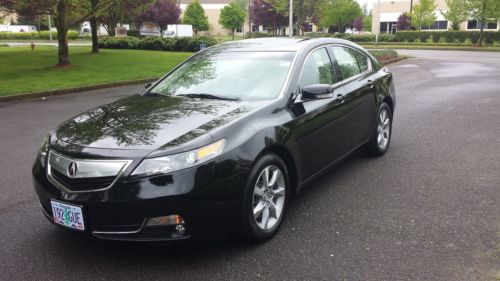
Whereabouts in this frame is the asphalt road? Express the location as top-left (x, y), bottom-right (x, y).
top-left (0, 50), bottom-right (499, 281)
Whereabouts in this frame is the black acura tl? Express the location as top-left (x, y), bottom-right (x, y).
top-left (33, 38), bottom-right (395, 242)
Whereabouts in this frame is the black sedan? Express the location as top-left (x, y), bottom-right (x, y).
top-left (33, 38), bottom-right (395, 242)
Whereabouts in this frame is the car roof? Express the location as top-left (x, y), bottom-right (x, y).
top-left (212, 37), bottom-right (358, 53)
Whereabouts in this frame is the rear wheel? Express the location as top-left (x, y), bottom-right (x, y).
top-left (241, 154), bottom-right (290, 242)
top-left (362, 103), bottom-right (392, 157)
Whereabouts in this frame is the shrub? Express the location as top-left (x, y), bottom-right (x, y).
top-left (395, 31), bottom-right (500, 44)
top-left (99, 36), bottom-right (219, 52)
top-left (98, 36), bottom-right (141, 49)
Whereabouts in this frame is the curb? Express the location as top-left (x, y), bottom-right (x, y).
top-left (0, 78), bottom-right (159, 103)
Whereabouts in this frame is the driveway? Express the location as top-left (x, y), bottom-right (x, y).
top-left (0, 50), bottom-right (499, 281)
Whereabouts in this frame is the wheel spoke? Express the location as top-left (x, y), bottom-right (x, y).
top-left (254, 186), bottom-right (265, 198)
top-left (268, 169), bottom-right (279, 187)
top-left (253, 201), bottom-right (265, 217)
top-left (261, 206), bottom-right (270, 228)
top-left (262, 167), bottom-right (269, 187)
top-left (272, 187), bottom-right (285, 197)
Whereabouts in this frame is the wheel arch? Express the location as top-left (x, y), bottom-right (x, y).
top-left (255, 145), bottom-right (299, 197)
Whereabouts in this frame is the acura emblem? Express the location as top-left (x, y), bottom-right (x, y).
top-left (67, 161), bottom-right (79, 177)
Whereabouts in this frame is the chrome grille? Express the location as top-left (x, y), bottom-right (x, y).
top-left (47, 151), bottom-right (132, 193)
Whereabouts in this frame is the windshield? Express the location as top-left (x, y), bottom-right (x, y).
top-left (148, 51), bottom-right (296, 101)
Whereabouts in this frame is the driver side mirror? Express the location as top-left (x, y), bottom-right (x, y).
top-left (144, 82), bottom-right (153, 89)
top-left (301, 84), bottom-right (334, 100)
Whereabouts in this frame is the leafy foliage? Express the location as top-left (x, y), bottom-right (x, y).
top-left (441, 0), bottom-right (469, 30)
top-left (250, 0), bottom-right (288, 31)
top-left (182, 0), bottom-right (209, 34)
top-left (467, 0), bottom-right (500, 45)
top-left (411, 0), bottom-right (438, 30)
top-left (320, 0), bottom-right (363, 33)
top-left (397, 13), bottom-right (411, 30)
top-left (137, 0), bottom-right (181, 34)
top-left (99, 36), bottom-right (218, 51)
top-left (219, 2), bottom-right (246, 39)
top-left (352, 17), bottom-right (363, 31)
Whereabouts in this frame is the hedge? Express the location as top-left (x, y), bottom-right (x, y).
top-left (99, 36), bottom-right (219, 52)
top-left (0, 30), bottom-right (80, 40)
top-left (394, 31), bottom-right (500, 44)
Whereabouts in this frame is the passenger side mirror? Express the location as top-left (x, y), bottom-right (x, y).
top-left (144, 82), bottom-right (153, 89)
top-left (301, 84), bottom-right (334, 100)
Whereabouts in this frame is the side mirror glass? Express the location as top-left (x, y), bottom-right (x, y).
top-left (301, 84), bottom-right (334, 100)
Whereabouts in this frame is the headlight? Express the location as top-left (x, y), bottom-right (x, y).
top-left (131, 139), bottom-right (226, 177)
top-left (38, 134), bottom-right (50, 167)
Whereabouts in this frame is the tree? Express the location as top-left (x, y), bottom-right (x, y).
top-left (233, 0), bottom-right (248, 11)
top-left (4, 0), bottom-right (112, 65)
top-left (363, 14), bottom-right (372, 31)
top-left (264, 0), bottom-right (326, 35)
top-left (219, 3), bottom-right (246, 39)
top-left (467, 0), bottom-right (500, 46)
top-left (397, 12), bottom-right (411, 30)
top-left (410, 0), bottom-right (437, 30)
top-left (182, 0), bottom-right (209, 35)
top-left (320, 0), bottom-right (363, 33)
top-left (98, 0), bottom-right (151, 36)
top-left (440, 0), bottom-right (468, 30)
top-left (250, 0), bottom-right (288, 33)
top-left (138, 0), bottom-right (181, 35)
top-left (352, 16), bottom-right (363, 32)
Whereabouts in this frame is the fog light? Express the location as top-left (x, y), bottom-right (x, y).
top-left (175, 224), bottom-right (186, 235)
top-left (146, 215), bottom-right (184, 226)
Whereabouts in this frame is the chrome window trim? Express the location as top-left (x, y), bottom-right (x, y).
top-left (46, 150), bottom-right (133, 194)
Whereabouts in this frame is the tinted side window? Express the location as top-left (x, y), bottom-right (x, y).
top-left (353, 51), bottom-right (369, 72)
top-left (330, 46), bottom-right (361, 80)
top-left (299, 48), bottom-right (336, 88)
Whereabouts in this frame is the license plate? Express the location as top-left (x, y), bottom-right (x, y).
top-left (50, 200), bottom-right (85, 231)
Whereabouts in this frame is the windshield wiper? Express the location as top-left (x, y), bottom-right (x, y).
top-left (177, 93), bottom-right (240, 101)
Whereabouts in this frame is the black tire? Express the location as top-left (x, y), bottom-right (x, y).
top-left (362, 103), bottom-right (393, 157)
top-left (241, 154), bottom-right (290, 242)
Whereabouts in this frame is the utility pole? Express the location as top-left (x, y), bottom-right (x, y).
top-left (375, 0), bottom-right (380, 45)
top-left (289, 0), bottom-right (293, 37)
top-left (48, 12), bottom-right (52, 41)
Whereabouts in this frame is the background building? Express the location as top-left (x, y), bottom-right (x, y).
top-left (372, 0), bottom-right (500, 33)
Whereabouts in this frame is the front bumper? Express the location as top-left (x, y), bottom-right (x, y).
top-left (33, 158), bottom-right (246, 242)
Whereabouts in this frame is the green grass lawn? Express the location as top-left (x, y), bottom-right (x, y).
top-left (0, 46), bottom-right (192, 97)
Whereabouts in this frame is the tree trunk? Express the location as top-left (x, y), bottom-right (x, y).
top-left (478, 1), bottom-right (486, 46)
top-left (90, 16), bottom-right (99, 53)
top-left (56, 0), bottom-right (70, 66)
top-left (232, 29), bottom-right (235, 40)
top-left (248, 0), bottom-right (252, 38)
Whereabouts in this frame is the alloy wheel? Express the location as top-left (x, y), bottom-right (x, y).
top-left (252, 165), bottom-right (286, 231)
top-left (377, 109), bottom-right (391, 150)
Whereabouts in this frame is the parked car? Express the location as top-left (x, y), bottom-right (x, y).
top-left (33, 38), bottom-right (396, 242)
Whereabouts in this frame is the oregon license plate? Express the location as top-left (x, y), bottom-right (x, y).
top-left (50, 200), bottom-right (85, 231)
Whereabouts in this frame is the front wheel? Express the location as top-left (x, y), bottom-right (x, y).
top-left (241, 154), bottom-right (290, 242)
top-left (362, 103), bottom-right (393, 157)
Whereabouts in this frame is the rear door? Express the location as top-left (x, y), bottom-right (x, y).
top-left (328, 46), bottom-right (378, 151)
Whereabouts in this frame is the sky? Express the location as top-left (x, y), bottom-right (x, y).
top-left (356, 0), bottom-right (375, 11)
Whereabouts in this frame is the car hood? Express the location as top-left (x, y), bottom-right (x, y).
top-left (53, 94), bottom-right (264, 152)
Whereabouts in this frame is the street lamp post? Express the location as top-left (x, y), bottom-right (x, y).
top-left (289, 0), bottom-right (293, 37)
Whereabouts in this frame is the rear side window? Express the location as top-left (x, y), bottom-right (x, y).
top-left (299, 48), bottom-right (336, 88)
top-left (330, 46), bottom-right (361, 80)
top-left (353, 51), bottom-right (369, 72)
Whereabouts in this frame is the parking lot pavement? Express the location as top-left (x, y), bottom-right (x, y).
top-left (0, 52), bottom-right (499, 281)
